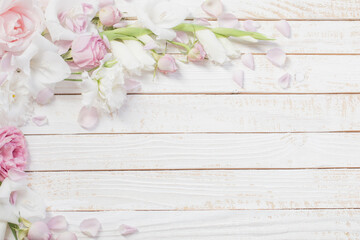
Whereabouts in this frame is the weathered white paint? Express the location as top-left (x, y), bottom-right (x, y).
top-left (28, 170), bottom-right (360, 211)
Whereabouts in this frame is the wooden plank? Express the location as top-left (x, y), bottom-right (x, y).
top-left (28, 170), bottom-right (360, 211)
top-left (55, 55), bottom-right (360, 94)
top-left (116, 0), bottom-right (360, 20)
top-left (27, 133), bottom-right (360, 171)
top-left (22, 94), bottom-right (360, 134)
top-left (15, 210), bottom-right (357, 240)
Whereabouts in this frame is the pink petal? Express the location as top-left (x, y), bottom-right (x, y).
top-left (218, 13), bottom-right (238, 28)
top-left (174, 31), bottom-right (189, 44)
top-left (56, 232), bottom-right (77, 240)
top-left (278, 73), bottom-right (291, 89)
top-left (119, 224), bottom-right (138, 236)
top-left (0, 72), bottom-right (7, 86)
top-left (78, 106), bottom-right (99, 130)
top-left (28, 222), bottom-right (52, 240)
top-left (32, 116), bottom-right (48, 127)
top-left (102, 35), bottom-right (110, 49)
top-left (194, 18), bottom-right (211, 26)
top-left (241, 53), bottom-right (255, 70)
top-left (80, 218), bottom-right (102, 237)
top-left (233, 69), bottom-right (244, 88)
top-left (48, 216), bottom-right (68, 231)
top-left (243, 20), bottom-right (260, 32)
top-left (275, 20), bottom-right (291, 38)
top-left (10, 191), bottom-right (17, 205)
top-left (201, 0), bottom-right (223, 17)
top-left (143, 41), bottom-right (157, 50)
top-left (36, 88), bottom-right (54, 105)
top-left (82, 3), bottom-right (94, 15)
top-left (113, 21), bottom-right (128, 28)
top-left (8, 169), bottom-right (27, 181)
top-left (124, 78), bottom-right (142, 92)
top-left (266, 48), bottom-right (286, 67)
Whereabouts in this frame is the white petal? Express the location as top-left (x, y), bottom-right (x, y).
top-left (201, 0), bottom-right (223, 17)
top-left (143, 41), bottom-right (157, 50)
top-left (48, 215), bottom-right (68, 231)
top-left (233, 69), bottom-right (244, 88)
top-left (218, 37), bottom-right (240, 59)
top-left (80, 218), bottom-right (102, 237)
top-left (125, 78), bottom-right (142, 92)
top-left (196, 30), bottom-right (228, 64)
top-left (241, 53), bottom-right (255, 70)
top-left (243, 20), bottom-right (260, 32)
top-left (275, 20), bottom-right (291, 38)
top-left (218, 13), bottom-right (238, 28)
top-left (78, 106), bottom-right (99, 130)
top-left (119, 224), bottom-right (138, 236)
top-left (110, 41), bottom-right (142, 75)
top-left (266, 48), bottom-right (286, 67)
top-left (124, 40), bottom-right (155, 71)
top-left (8, 169), bottom-right (27, 182)
top-left (194, 18), bottom-right (211, 26)
top-left (81, 72), bottom-right (98, 107)
top-left (278, 73), bottom-right (291, 89)
top-left (32, 116), bottom-right (48, 126)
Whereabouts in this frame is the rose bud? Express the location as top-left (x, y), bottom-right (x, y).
top-left (99, 6), bottom-right (122, 26)
top-left (28, 222), bottom-right (52, 240)
top-left (188, 43), bottom-right (206, 62)
top-left (157, 54), bottom-right (177, 74)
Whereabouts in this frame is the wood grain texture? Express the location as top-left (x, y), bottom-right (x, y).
top-left (28, 170), bottom-right (360, 211)
top-left (26, 133), bottom-right (360, 171)
top-left (17, 210), bottom-right (356, 240)
top-left (55, 55), bottom-right (360, 94)
top-left (22, 94), bottom-right (360, 134)
top-left (116, 0), bottom-right (360, 20)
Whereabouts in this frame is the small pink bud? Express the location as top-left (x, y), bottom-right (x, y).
top-left (28, 222), bottom-right (52, 240)
top-left (99, 6), bottom-right (122, 26)
top-left (188, 43), bottom-right (206, 62)
top-left (57, 232), bottom-right (77, 240)
top-left (157, 54), bottom-right (177, 74)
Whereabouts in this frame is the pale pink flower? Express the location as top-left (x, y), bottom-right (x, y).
top-left (157, 54), bottom-right (177, 74)
top-left (28, 221), bottom-right (52, 240)
top-left (71, 35), bottom-right (108, 68)
top-left (188, 43), bottom-right (206, 62)
top-left (0, 127), bottom-right (28, 181)
top-left (0, 0), bottom-right (43, 55)
top-left (99, 6), bottom-right (122, 26)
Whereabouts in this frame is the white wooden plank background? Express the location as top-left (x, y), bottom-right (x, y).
top-left (16, 0), bottom-right (360, 239)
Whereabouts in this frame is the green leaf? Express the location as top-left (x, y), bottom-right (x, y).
top-left (173, 23), bottom-right (209, 32)
top-left (18, 229), bottom-right (29, 240)
top-left (101, 27), bottom-right (152, 41)
top-left (168, 40), bottom-right (191, 51)
top-left (8, 223), bottom-right (19, 240)
top-left (211, 28), bottom-right (274, 40)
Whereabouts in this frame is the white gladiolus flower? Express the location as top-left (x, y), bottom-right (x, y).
top-left (81, 61), bottom-right (127, 114)
top-left (110, 41), bottom-right (143, 75)
top-left (135, 0), bottom-right (189, 40)
top-left (123, 40), bottom-right (155, 71)
top-left (218, 37), bottom-right (241, 59)
top-left (195, 29), bottom-right (228, 64)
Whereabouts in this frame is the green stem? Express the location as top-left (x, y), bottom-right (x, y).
top-left (64, 78), bottom-right (82, 82)
top-left (167, 40), bottom-right (191, 51)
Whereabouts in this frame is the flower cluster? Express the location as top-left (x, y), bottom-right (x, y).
top-left (0, 0), bottom-right (272, 130)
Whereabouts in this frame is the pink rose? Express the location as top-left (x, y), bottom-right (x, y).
top-left (0, 0), bottom-right (43, 55)
top-left (71, 35), bottom-right (108, 68)
top-left (157, 54), bottom-right (177, 74)
top-left (58, 3), bottom-right (94, 34)
top-left (188, 43), bottom-right (206, 62)
top-left (0, 127), bottom-right (28, 181)
top-left (99, 6), bottom-right (122, 26)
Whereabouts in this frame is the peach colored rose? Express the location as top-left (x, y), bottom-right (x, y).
top-left (0, 0), bottom-right (43, 55)
top-left (0, 126), bottom-right (28, 181)
top-left (71, 34), bottom-right (108, 68)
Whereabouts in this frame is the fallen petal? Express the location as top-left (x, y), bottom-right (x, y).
top-left (266, 48), bottom-right (286, 67)
top-left (278, 73), bottom-right (291, 89)
top-left (243, 20), bottom-right (260, 32)
top-left (124, 78), bottom-right (142, 92)
top-left (8, 169), bottom-right (27, 181)
top-left (275, 20), bottom-right (291, 38)
top-left (201, 0), bottom-right (223, 17)
top-left (218, 13), bottom-right (239, 28)
top-left (80, 218), bottom-right (102, 237)
top-left (48, 215), bottom-right (68, 231)
top-left (119, 224), bottom-right (138, 236)
top-left (233, 69), bottom-right (244, 88)
top-left (241, 53), bottom-right (255, 70)
top-left (56, 232), bottom-right (77, 240)
top-left (32, 116), bottom-right (48, 127)
top-left (28, 222), bottom-right (52, 240)
top-left (78, 106), bottom-right (99, 130)
top-left (36, 88), bottom-right (54, 105)
top-left (9, 191), bottom-right (17, 205)
top-left (194, 18), bottom-right (211, 26)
